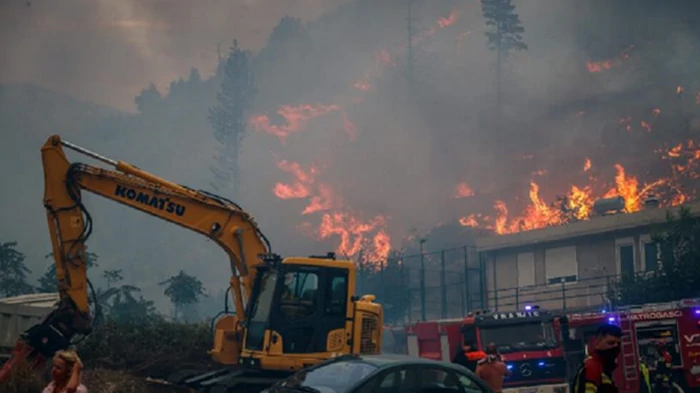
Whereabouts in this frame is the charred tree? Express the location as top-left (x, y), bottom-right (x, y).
top-left (481, 0), bottom-right (527, 124)
top-left (209, 39), bottom-right (256, 198)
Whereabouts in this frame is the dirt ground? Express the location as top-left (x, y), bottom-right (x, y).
top-left (0, 361), bottom-right (163, 393)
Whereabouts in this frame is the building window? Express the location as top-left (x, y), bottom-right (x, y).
top-left (544, 246), bottom-right (578, 285)
top-left (517, 252), bottom-right (535, 287)
top-left (615, 237), bottom-right (636, 277)
top-left (619, 245), bottom-right (634, 276)
top-left (640, 234), bottom-right (659, 272)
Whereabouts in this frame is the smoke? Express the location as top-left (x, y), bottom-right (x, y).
top-left (0, 0), bottom-right (351, 111)
top-left (1, 0), bottom-right (699, 312)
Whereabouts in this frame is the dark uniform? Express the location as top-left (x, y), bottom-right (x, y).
top-left (452, 347), bottom-right (487, 372)
top-left (573, 353), bottom-right (618, 393)
top-left (654, 342), bottom-right (673, 393)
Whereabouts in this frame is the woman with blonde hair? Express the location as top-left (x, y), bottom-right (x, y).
top-left (42, 349), bottom-right (88, 393)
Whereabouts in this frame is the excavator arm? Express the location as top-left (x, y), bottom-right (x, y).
top-left (0, 135), bottom-right (271, 381)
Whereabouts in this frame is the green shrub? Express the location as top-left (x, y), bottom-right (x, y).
top-left (78, 317), bottom-right (215, 379)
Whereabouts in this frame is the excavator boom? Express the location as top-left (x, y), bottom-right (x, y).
top-left (0, 135), bottom-right (383, 393)
top-left (1, 135), bottom-right (270, 381)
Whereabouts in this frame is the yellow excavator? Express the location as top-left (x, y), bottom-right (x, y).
top-left (0, 135), bottom-right (383, 392)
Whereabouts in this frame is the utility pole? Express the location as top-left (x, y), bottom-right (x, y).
top-left (419, 238), bottom-right (427, 321)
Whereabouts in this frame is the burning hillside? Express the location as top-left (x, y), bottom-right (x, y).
top-left (457, 139), bottom-right (700, 235)
top-left (239, 3), bottom-right (700, 264)
top-left (245, 7), bottom-right (467, 263)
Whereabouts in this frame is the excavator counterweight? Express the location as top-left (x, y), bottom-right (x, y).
top-left (0, 135), bottom-right (383, 392)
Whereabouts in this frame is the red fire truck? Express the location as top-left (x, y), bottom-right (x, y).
top-left (406, 307), bottom-right (570, 393)
top-left (406, 299), bottom-right (700, 393)
top-left (566, 298), bottom-right (700, 393)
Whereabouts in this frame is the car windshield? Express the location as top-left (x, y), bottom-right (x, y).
top-left (479, 321), bottom-right (558, 353)
top-left (278, 360), bottom-right (378, 393)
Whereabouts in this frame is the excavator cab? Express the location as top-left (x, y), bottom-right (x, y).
top-left (203, 253), bottom-right (383, 390)
top-left (238, 253), bottom-right (382, 371)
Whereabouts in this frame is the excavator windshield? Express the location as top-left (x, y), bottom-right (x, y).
top-left (248, 270), bottom-right (278, 324)
top-left (243, 263), bottom-right (351, 354)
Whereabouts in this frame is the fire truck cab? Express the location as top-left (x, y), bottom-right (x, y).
top-left (407, 307), bottom-right (570, 393)
top-left (566, 298), bottom-right (700, 393)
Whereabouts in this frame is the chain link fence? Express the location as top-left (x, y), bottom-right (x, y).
top-left (355, 245), bottom-right (623, 323)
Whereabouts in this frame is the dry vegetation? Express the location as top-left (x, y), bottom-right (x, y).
top-left (0, 359), bottom-right (45, 393)
top-left (0, 318), bottom-right (213, 393)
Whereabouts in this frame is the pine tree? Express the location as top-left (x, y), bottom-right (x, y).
top-left (481, 0), bottom-right (527, 121)
top-left (0, 241), bottom-right (33, 297)
top-left (134, 83), bottom-right (162, 113)
top-left (208, 39), bottom-right (256, 198)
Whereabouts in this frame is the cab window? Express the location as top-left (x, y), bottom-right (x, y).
top-left (326, 275), bottom-right (347, 315)
top-left (280, 271), bottom-right (318, 320)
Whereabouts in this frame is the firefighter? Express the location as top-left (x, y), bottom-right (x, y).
top-left (476, 343), bottom-right (512, 393)
top-left (572, 323), bottom-right (622, 393)
top-left (452, 339), bottom-right (486, 372)
top-left (653, 341), bottom-right (673, 393)
top-left (640, 361), bottom-right (652, 393)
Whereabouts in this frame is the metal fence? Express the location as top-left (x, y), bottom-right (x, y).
top-left (354, 246), bottom-right (485, 323)
top-left (355, 245), bottom-right (622, 323)
top-left (485, 274), bottom-right (613, 313)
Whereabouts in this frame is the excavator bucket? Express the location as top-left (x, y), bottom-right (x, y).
top-left (0, 341), bottom-right (47, 382)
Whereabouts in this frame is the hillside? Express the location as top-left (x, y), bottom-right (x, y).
top-left (2, 0), bottom-right (700, 312)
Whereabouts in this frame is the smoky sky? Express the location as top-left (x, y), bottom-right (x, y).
top-left (0, 0), bottom-right (351, 111)
top-left (2, 0), bottom-right (699, 312)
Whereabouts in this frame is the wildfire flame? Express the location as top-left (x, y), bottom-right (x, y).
top-left (260, 10), bottom-right (464, 266)
top-left (437, 11), bottom-right (458, 28)
top-left (250, 104), bottom-right (340, 143)
top-left (458, 153), bottom-right (695, 235)
top-left (455, 182), bottom-right (475, 198)
top-left (586, 45), bottom-right (634, 73)
top-left (272, 158), bottom-right (390, 265)
top-left (318, 213), bottom-right (391, 263)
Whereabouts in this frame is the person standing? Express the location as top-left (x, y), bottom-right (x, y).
top-left (653, 341), bottom-right (673, 393)
top-left (475, 342), bottom-right (511, 393)
top-left (572, 323), bottom-right (622, 393)
top-left (42, 349), bottom-right (88, 393)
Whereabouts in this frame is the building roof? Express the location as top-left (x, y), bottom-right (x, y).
top-left (0, 292), bottom-right (60, 308)
top-left (476, 201), bottom-right (700, 252)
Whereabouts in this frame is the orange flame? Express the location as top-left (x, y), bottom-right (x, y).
top-left (273, 160), bottom-right (317, 199)
top-left (318, 212), bottom-right (391, 264)
top-left (586, 45), bottom-right (634, 73)
top-left (249, 104), bottom-right (340, 143)
top-left (459, 156), bottom-right (692, 235)
top-left (455, 182), bottom-right (475, 198)
top-left (437, 11), bottom-right (458, 28)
